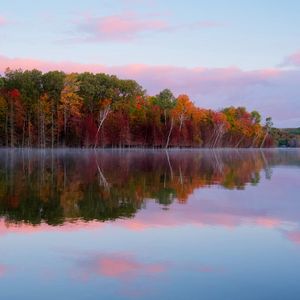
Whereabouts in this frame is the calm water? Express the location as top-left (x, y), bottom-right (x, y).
top-left (0, 149), bottom-right (300, 300)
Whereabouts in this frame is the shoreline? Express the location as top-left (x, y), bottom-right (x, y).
top-left (0, 147), bottom-right (299, 151)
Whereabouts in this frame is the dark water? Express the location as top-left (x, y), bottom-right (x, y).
top-left (0, 149), bottom-right (300, 300)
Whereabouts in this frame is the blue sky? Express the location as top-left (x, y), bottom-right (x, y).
top-left (1, 0), bottom-right (300, 127)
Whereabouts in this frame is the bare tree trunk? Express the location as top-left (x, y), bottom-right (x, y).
top-left (51, 108), bottom-right (54, 149)
top-left (179, 116), bottom-right (183, 131)
top-left (260, 132), bottom-right (268, 148)
top-left (57, 119), bottom-right (60, 147)
top-left (42, 114), bottom-right (45, 148)
top-left (37, 103), bottom-right (40, 148)
top-left (235, 136), bottom-right (244, 148)
top-left (95, 152), bottom-right (110, 191)
top-left (39, 110), bottom-right (42, 148)
top-left (64, 108), bottom-right (67, 147)
top-left (94, 106), bottom-right (111, 148)
top-left (165, 150), bottom-right (173, 180)
top-left (27, 115), bottom-right (31, 148)
top-left (179, 112), bottom-right (186, 132)
top-left (212, 125), bottom-right (224, 148)
top-left (212, 149), bottom-right (224, 173)
top-left (5, 113), bottom-right (8, 147)
top-left (22, 121), bottom-right (25, 148)
top-left (251, 135), bottom-right (258, 148)
top-left (260, 149), bottom-right (272, 179)
top-left (179, 166), bottom-right (183, 186)
top-left (10, 99), bottom-right (14, 148)
top-left (40, 110), bottom-right (45, 148)
top-left (165, 117), bottom-right (174, 148)
top-left (209, 128), bottom-right (217, 148)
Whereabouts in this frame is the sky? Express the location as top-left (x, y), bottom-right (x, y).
top-left (0, 0), bottom-right (300, 127)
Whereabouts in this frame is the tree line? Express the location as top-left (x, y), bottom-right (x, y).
top-left (0, 69), bottom-right (273, 148)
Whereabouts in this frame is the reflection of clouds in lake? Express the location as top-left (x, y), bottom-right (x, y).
top-left (286, 231), bottom-right (300, 244)
top-left (0, 265), bottom-right (7, 277)
top-left (69, 251), bottom-right (225, 297)
top-left (0, 150), bottom-right (299, 299)
top-left (72, 253), bottom-right (169, 283)
top-left (81, 254), bottom-right (166, 280)
top-left (70, 252), bottom-right (167, 297)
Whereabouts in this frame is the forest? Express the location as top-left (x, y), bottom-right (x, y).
top-left (0, 69), bottom-right (274, 148)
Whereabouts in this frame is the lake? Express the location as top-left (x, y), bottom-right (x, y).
top-left (0, 149), bottom-right (300, 300)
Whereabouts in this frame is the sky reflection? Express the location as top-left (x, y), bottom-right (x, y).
top-left (0, 149), bottom-right (299, 299)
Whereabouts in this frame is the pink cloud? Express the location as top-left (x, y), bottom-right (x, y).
top-left (0, 55), bottom-right (105, 73)
top-left (77, 12), bottom-right (169, 42)
top-left (254, 217), bottom-right (281, 228)
top-left (0, 54), bottom-right (279, 86)
top-left (0, 53), bottom-right (300, 127)
top-left (0, 16), bottom-right (7, 26)
top-left (0, 53), bottom-right (277, 82)
top-left (282, 50), bottom-right (300, 67)
top-left (74, 12), bottom-right (222, 42)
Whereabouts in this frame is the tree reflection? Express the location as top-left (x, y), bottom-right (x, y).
top-left (0, 149), bottom-right (299, 225)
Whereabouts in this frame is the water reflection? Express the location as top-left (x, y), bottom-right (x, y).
top-left (73, 253), bottom-right (167, 281)
top-left (0, 149), bottom-right (299, 225)
top-left (1, 149), bottom-right (300, 300)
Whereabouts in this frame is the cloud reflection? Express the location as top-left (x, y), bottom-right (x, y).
top-left (0, 265), bottom-right (7, 277)
top-left (72, 253), bottom-right (167, 283)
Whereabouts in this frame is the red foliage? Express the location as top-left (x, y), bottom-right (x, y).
top-left (9, 89), bottom-right (21, 99)
top-left (82, 114), bottom-right (97, 147)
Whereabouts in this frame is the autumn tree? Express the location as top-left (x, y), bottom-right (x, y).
top-left (0, 94), bottom-right (8, 146)
top-left (0, 69), bottom-right (270, 148)
top-left (59, 74), bottom-right (82, 146)
top-left (42, 71), bottom-right (65, 147)
top-left (153, 89), bottom-right (176, 148)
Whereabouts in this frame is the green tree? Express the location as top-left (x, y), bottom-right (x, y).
top-left (42, 71), bottom-right (65, 147)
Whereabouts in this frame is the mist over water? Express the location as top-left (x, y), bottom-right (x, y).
top-left (0, 149), bottom-right (299, 300)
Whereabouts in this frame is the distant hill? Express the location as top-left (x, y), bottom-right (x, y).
top-left (282, 128), bottom-right (300, 135)
top-left (271, 128), bottom-right (300, 147)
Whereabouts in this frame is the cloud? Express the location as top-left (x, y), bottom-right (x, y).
top-left (73, 12), bottom-right (222, 42)
top-left (0, 54), bottom-right (300, 127)
top-left (75, 12), bottom-right (169, 42)
top-left (282, 50), bottom-right (300, 67)
top-left (0, 16), bottom-right (7, 26)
